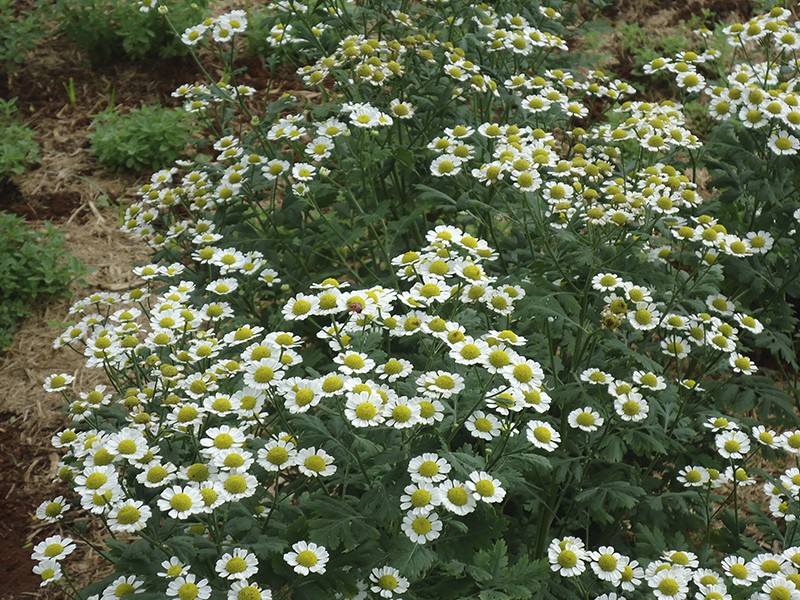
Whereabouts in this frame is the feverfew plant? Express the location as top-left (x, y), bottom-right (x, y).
top-left (31, 2), bottom-right (800, 600)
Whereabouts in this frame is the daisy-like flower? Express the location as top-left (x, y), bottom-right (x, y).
top-left (282, 293), bottom-right (319, 321)
top-left (729, 353), bottom-right (758, 375)
top-left (106, 427), bottom-right (150, 462)
top-left (74, 465), bottom-right (119, 497)
top-left (344, 391), bottom-right (385, 428)
top-left (548, 537), bottom-right (588, 577)
top-left (628, 302), bottom-right (660, 331)
top-left (228, 581), bottom-right (272, 600)
top-left (282, 379), bottom-right (323, 414)
top-left (649, 567), bottom-right (690, 599)
top-left (618, 556), bottom-right (644, 592)
top-left (781, 430), bottom-right (800, 455)
top-left (591, 546), bottom-right (624, 583)
top-left (721, 555), bottom-right (757, 586)
top-left (220, 469), bottom-right (258, 501)
top-left (768, 131), bottom-right (800, 155)
top-left (181, 24), bottom-right (207, 46)
top-left (296, 447), bottom-right (337, 477)
top-left (661, 335), bottom-right (691, 359)
top-left (43, 373), bottom-right (75, 393)
top-left (335, 351), bottom-right (376, 375)
top-left (408, 453), bottom-right (451, 484)
top-left (31, 535), bottom-right (76, 562)
top-left (102, 575), bottom-right (145, 599)
top-left (466, 411), bottom-right (502, 440)
top-left (167, 574), bottom-right (211, 600)
top-left (568, 406), bottom-right (604, 432)
top-left (614, 393), bottom-right (649, 422)
top-left (389, 98), bottom-right (415, 119)
top-left (283, 541), bottom-right (329, 576)
top-left (704, 416), bottom-right (738, 432)
top-left (632, 370), bottom-right (666, 392)
top-left (526, 420), bottom-right (561, 452)
top-left (108, 500), bottom-right (152, 533)
top-left (33, 558), bottom-right (62, 587)
top-left (35, 496), bottom-right (70, 523)
top-left (759, 576), bottom-right (800, 599)
top-left (750, 553), bottom-right (791, 578)
top-left (581, 368), bottom-right (613, 386)
top-left (449, 337), bottom-right (489, 366)
top-left (242, 358), bottom-right (284, 390)
top-left (677, 465), bottom-right (710, 488)
top-left (438, 479), bottom-right (477, 516)
top-left (369, 566), bottom-right (409, 599)
top-left (592, 273), bottom-right (623, 292)
top-left (663, 550), bottom-right (699, 569)
top-left (400, 482), bottom-right (441, 515)
top-left (715, 430), bottom-right (750, 460)
top-left (502, 357), bottom-right (545, 391)
top-left (752, 425), bottom-right (778, 447)
top-left (405, 379), bottom-right (441, 411)
top-left (693, 568), bottom-right (724, 588)
top-left (201, 425), bottom-right (247, 456)
top-left (158, 485), bottom-right (205, 520)
top-left (401, 511), bottom-right (443, 544)
top-left (216, 548), bottom-right (259, 581)
top-left (466, 470), bottom-right (506, 503)
top-left (417, 370), bottom-right (465, 398)
top-left (382, 396), bottom-right (419, 429)
top-left (377, 358), bottom-right (413, 382)
top-left (744, 233), bottom-right (773, 256)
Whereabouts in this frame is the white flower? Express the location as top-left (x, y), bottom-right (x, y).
top-left (108, 500), bottom-right (152, 533)
top-left (166, 574), bottom-right (211, 600)
top-left (526, 420), bottom-right (560, 451)
top-left (408, 453), bottom-right (451, 484)
top-left (216, 548), bottom-right (259, 580)
top-left (590, 546), bottom-right (624, 583)
top-left (465, 410), bottom-right (502, 440)
top-left (438, 479), bottom-right (477, 516)
top-left (466, 471), bottom-right (506, 503)
top-left (283, 541), bottom-right (329, 575)
top-left (31, 535), bottom-right (76, 562)
top-left (369, 566), bottom-right (409, 598)
top-left (715, 430), bottom-right (750, 460)
top-left (614, 393), bottom-right (649, 422)
top-left (257, 439), bottom-right (297, 471)
top-left (548, 538), bottom-right (588, 577)
top-left (296, 447), bottom-right (337, 477)
top-left (401, 511), bottom-right (443, 544)
top-left (568, 407), bottom-right (604, 432)
top-left (344, 391), bottom-right (385, 427)
top-left (158, 485), bottom-right (205, 520)
top-left (400, 482), bottom-right (441, 514)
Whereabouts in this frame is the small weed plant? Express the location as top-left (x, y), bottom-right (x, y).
top-left (0, 98), bottom-right (40, 181)
top-left (32, 3), bottom-right (800, 600)
top-left (0, 0), bottom-right (47, 74)
top-left (55, 0), bottom-right (206, 63)
top-left (0, 212), bottom-right (84, 350)
top-left (90, 105), bottom-right (194, 173)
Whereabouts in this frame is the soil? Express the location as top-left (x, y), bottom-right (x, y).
top-left (0, 2), bottom-right (779, 599)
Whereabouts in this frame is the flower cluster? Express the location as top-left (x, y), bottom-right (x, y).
top-left (550, 536), bottom-right (800, 600)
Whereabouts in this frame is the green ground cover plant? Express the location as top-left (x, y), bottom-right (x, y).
top-left (0, 98), bottom-right (40, 181)
top-left (0, 0), bottom-right (47, 74)
top-left (0, 212), bottom-right (84, 351)
top-left (28, 2), bottom-right (800, 599)
top-left (55, 0), bottom-right (207, 63)
top-left (90, 105), bottom-right (194, 173)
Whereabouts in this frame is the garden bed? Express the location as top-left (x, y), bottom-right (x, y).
top-left (1, 1), bottom-right (798, 599)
